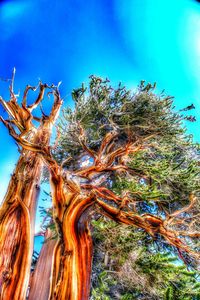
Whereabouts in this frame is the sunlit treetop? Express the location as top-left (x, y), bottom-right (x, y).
top-left (58, 76), bottom-right (192, 150)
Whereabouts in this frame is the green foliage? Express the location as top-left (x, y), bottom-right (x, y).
top-left (57, 77), bottom-right (190, 159)
top-left (54, 76), bottom-right (200, 298)
top-left (91, 271), bottom-right (113, 300)
top-left (91, 217), bottom-right (200, 300)
top-left (164, 286), bottom-right (174, 300)
top-left (56, 76), bottom-right (200, 218)
top-left (120, 294), bottom-right (135, 300)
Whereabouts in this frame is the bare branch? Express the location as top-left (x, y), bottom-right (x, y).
top-left (9, 67), bottom-right (16, 101)
top-left (81, 184), bottom-right (122, 204)
top-left (95, 198), bottom-right (199, 259)
top-left (97, 130), bottom-right (118, 160)
top-left (22, 84), bottom-right (38, 107)
top-left (165, 194), bottom-right (196, 226)
top-left (28, 83), bottom-right (47, 111)
top-left (48, 89), bottom-right (63, 124)
top-left (0, 84), bottom-right (63, 178)
top-left (77, 123), bottom-right (97, 159)
top-left (105, 143), bottom-right (143, 166)
top-left (170, 194), bottom-right (196, 217)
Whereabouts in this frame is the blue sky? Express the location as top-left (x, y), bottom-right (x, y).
top-left (0, 0), bottom-right (200, 249)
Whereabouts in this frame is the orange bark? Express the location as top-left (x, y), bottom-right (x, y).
top-left (49, 215), bottom-right (93, 300)
top-left (0, 150), bottom-right (42, 299)
top-left (0, 80), bottom-right (62, 300)
top-left (2, 80), bottom-right (199, 299)
top-left (48, 170), bottom-right (94, 300)
top-left (0, 124), bottom-right (52, 299)
top-left (28, 230), bottom-right (57, 300)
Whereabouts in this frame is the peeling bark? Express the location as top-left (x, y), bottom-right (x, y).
top-left (1, 78), bottom-right (199, 300)
top-left (0, 124), bottom-right (51, 300)
top-left (0, 81), bottom-right (62, 300)
top-left (0, 150), bottom-right (42, 300)
top-left (28, 230), bottom-right (57, 300)
top-left (49, 179), bottom-right (94, 300)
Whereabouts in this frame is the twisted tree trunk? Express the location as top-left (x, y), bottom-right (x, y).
top-left (49, 201), bottom-right (93, 300)
top-left (0, 123), bottom-right (53, 300)
top-left (0, 151), bottom-right (42, 300)
top-left (48, 170), bottom-right (94, 300)
top-left (0, 80), bottom-right (62, 299)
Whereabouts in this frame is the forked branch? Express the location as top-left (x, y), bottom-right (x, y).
top-left (0, 71), bottom-right (62, 139)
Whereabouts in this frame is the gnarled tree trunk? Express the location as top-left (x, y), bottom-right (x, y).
top-left (48, 171), bottom-right (94, 300)
top-left (0, 150), bottom-right (42, 300)
top-left (0, 80), bottom-right (62, 299)
top-left (50, 203), bottom-right (93, 300)
top-left (0, 123), bottom-right (52, 300)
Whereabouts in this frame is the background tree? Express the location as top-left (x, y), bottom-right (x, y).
top-left (0, 73), bottom-right (62, 300)
top-left (1, 76), bottom-right (200, 299)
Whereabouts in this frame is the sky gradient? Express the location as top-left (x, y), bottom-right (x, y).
top-left (0, 0), bottom-right (200, 249)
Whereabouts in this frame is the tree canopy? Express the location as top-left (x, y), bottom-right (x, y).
top-left (55, 76), bottom-right (200, 260)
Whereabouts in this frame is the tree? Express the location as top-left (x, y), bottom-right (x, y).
top-left (0, 73), bottom-right (62, 300)
top-left (1, 75), bottom-right (200, 299)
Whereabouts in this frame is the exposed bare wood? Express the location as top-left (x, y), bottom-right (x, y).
top-left (0, 80), bottom-right (62, 300)
top-left (1, 78), bottom-right (199, 300)
top-left (28, 230), bottom-right (57, 300)
top-left (48, 193), bottom-right (94, 300)
top-left (0, 147), bottom-right (42, 300)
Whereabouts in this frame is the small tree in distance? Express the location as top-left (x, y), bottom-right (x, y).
top-left (1, 75), bottom-right (200, 299)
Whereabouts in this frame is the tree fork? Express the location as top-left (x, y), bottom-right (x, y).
top-left (2, 76), bottom-right (200, 299)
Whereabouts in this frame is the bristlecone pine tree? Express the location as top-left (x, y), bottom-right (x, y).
top-left (0, 75), bottom-right (200, 300)
top-left (0, 71), bottom-right (62, 300)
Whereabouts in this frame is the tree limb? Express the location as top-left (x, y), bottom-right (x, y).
top-left (95, 197), bottom-right (199, 259)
